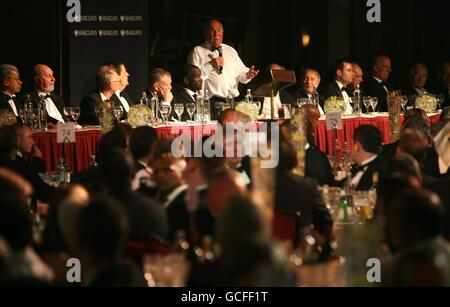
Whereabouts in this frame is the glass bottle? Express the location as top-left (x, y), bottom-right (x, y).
top-left (226, 89), bottom-right (235, 109)
top-left (353, 85), bottom-right (362, 116)
top-left (90, 155), bottom-right (98, 168)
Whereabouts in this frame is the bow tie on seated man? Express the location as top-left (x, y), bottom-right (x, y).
top-left (0, 64), bottom-right (23, 120)
top-left (31, 64), bottom-right (68, 124)
top-left (349, 124), bottom-right (387, 190)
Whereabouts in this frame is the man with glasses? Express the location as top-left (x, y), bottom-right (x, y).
top-left (79, 66), bottom-right (122, 125)
top-left (0, 64), bottom-right (23, 120)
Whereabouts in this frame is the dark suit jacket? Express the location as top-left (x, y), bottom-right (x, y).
top-left (25, 91), bottom-right (68, 124)
top-left (362, 77), bottom-right (390, 112)
top-left (430, 178), bottom-right (450, 238)
top-left (79, 91), bottom-right (123, 125)
top-left (165, 189), bottom-right (189, 240)
top-left (275, 172), bottom-right (333, 239)
top-left (0, 155), bottom-right (53, 202)
top-left (289, 85), bottom-right (325, 109)
top-left (171, 84), bottom-right (196, 121)
top-left (0, 92), bottom-right (22, 120)
top-left (114, 90), bottom-right (134, 121)
top-left (352, 156), bottom-right (388, 191)
top-left (110, 188), bottom-right (168, 239)
top-left (321, 80), bottom-right (345, 102)
top-left (305, 145), bottom-right (335, 186)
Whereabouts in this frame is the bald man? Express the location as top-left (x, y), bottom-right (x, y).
top-left (25, 64), bottom-right (68, 124)
top-left (187, 19), bottom-right (259, 118)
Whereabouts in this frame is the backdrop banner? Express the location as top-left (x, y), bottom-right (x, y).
top-left (66, 0), bottom-right (148, 106)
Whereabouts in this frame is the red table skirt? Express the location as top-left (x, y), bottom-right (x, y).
top-left (314, 113), bottom-right (441, 156)
top-left (34, 115), bottom-right (440, 173)
top-left (33, 123), bottom-right (219, 172)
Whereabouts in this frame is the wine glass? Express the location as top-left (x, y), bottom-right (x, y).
top-left (399, 95), bottom-right (408, 112)
top-left (186, 103), bottom-right (196, 122)
top-left (94, 105), bottom-right (101, 121)
top-left (363, 97), bottom-right (372, 114)
top-left (70, 107), bottom-right (80, 127)
top-left (436, 94), bottom-right (445, 111)
top-left (160, 104), bottom-right (172, 125)
top-left (370, 97), bottom-right (378, 114)
top-left (174, 103), bottom-right (184, 122)
top-left (63, 107), bottom-right (72, 121)
top-left (114, 105), bottom-right (124, 121)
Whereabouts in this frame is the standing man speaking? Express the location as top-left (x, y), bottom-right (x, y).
top-left (187, 19), bottom-right (259, 116)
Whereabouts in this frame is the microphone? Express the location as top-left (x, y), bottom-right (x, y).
top-left (217, 46), bottom-right (223, 74)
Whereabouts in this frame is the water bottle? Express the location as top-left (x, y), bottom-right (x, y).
top-left (90, 155), bottom-right (98, 168)
top-left (353, 85), bottom-right (361, 116)
top-left (226, 89), bottom-right (235, 109)
top-left (245, 89), bottom-right (253, 103)
top-left (150, 92), bottom-right (159, 122)
top-left (57, 158), bottom-right (66, 183)
top-left (203, 89), bottom-right (211, 122)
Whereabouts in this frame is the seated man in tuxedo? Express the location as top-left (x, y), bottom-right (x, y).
top-left (300, 104), bottom-right (334, 186)
top-left (275, 136), bottom-right (334, 259)
top-left (349, 63), bottom-right (367, 97)
top-left (0, 64), bottom-right (23, 120)
top-left (130, 126), bottom-right (158, 192)
top-left (289, 67), bottom-right (325, 115)
top-left (152, 150), bottom-right (189, 241)
top-left (103, 60), bottom-right (134, 121)
top-left (362, 54), bottom-right (393, 112)
top-left (171, 64), bottom-right (203, 121)
top-left (15, 123), bottom-right (46, 174)
top-left (321, 58), bottom-right (354, 115)
top-left (350, 125), bottom-right (387, 190)
top-left (435, 62), bottom-right (450, 109)
top-left (25, 64), bottom-right (68, 126)
top-left (79, 66), bottom-right (122, 125)
top-left (403, 63), bottom-right (429, 97)
top-left (146, 68), bottom-right (174, 119)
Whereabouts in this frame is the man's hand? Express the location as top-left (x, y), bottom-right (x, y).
top-left (210, 57), bottom-right (224, 70)
top-left (31, 146), bottom-right (43, 159)
top-left (162, 90), bottom-right (173, 103)
top-left (247, 65), bottom-right (259, 80)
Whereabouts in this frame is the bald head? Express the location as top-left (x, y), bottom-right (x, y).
top-left (204, 19), bottom-right (224, 48)
top-left (372, 55), bottom-right (392, 81)
top-left (33, 64), bottom-right (55, 94)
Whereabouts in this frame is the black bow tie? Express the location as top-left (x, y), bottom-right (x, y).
top-left (41, 94), bottom-right (52, 100)
top-left (340, 87), bottom-right (347, 92)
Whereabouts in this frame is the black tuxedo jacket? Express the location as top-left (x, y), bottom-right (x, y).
top-left (171, 84), bottom-right (196, 121)
top-left (321, 81), bottom-right (346, 102)
top-left (0, 92), bottom-right (22, 119)
top-left (352, 156), bottom-right (388, 191)
top-left (275, 172), bottom-right (333, 238)
top-left (25, 91), bottom-right (69, 124)
top-left (111, 188), bottom-right (169, 239)
top-left (362, 77), bottom-right (390, 112)
top-left (114, 90), bottom-right (134, 120)
top-left (305, 145), bottom-right (334, 186)
top-left (289, 85), bottom-right (326, 109)
top-left (79, 91), bottom-right (123, 125)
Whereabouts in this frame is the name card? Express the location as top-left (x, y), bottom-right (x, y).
top-left (57, 123), bottom-right (76, 143)
top-left (326, 112), bottom-right (343, 130)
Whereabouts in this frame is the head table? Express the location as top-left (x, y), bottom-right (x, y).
top-left (32, 113), bottom-right (441, 173)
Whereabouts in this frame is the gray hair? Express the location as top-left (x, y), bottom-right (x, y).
top-left (149, 68), bottom-right (171, 86)
top-left (96, 65), bottom-right (116, 92)
top-left (0, 64), bottom-right (19, 84)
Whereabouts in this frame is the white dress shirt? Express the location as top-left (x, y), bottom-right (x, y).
top-left (373, 77), bottom-right (389, 94)
top-left (38, 91), bottom-right (64, 123)
top-left (7, 94), bottom-right (18, 116)
top-left (187, 42), bottom-right (252, 98)
top-left (336, 81), bottom-right (353, 115)
top-left (306, 94), bottom-right (325, 115)
top-left (351, 155), bottom-right (378, 188)
top-left (115, 90), bottom-right (130, 112)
